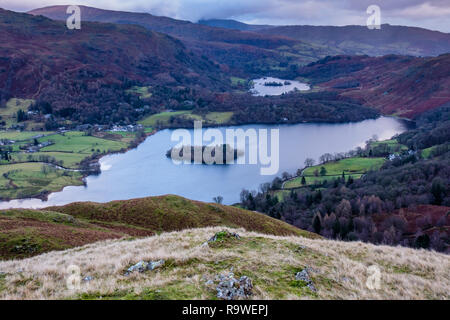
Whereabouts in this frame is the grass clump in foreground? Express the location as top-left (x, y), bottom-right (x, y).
top-left (0, 227), bottom-right (448, 300)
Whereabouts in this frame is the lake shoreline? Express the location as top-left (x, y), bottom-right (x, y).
top-left (0, 117), bottom-right (406, 209)
top-left (0, 129), bottom-right (157, 202)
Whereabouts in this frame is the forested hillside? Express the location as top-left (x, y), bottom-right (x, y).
top-left (0, 9), bottom-right (228, 124)
top-left (240, 105), bottom-right (450, 252)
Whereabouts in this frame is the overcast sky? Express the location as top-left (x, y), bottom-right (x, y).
top-left (1, 0), bottom-right (449, 32)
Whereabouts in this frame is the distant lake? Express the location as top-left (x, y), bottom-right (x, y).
top-left (0, 117), bottom-right (407, 208)
top-left (250, 77), bottom-right (310, 96)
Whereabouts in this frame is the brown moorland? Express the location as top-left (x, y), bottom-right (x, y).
top-left (0, 195), bottom-right (317, 260)
top-left (298, 54), bottom-right (450, 118)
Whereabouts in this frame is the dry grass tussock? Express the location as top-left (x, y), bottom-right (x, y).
top-left (0, 227), bottom-right (448, 300)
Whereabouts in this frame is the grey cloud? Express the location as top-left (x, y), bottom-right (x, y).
top-left (0, 0), bottom-right (449, 31)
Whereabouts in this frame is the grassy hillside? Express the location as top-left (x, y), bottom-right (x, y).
top-left (0, 99), bottom-right (35, 127)
top-left (138, 111), bottom-right (199, 127)
top-left (0, 130), bottom-right (141, 200)
top-left (138, 111), bottom-right (234, 128)
top-left (284, 157), bottom-right (385, 188)
top-left (0, 195), bottom-right (315, 260)
top-left (0, 227), bottom-right (448, 299)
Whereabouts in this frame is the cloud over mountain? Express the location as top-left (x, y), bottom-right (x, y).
top-left (2, 0), bottom-right (450, 31)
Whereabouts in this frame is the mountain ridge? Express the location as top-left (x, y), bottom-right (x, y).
top-left (201, 19), bottom-right (450, 57)
top-left (28, 5), bottom-right (318, 75)
top-left (297, 53), bottom-right (450, 117)
top-left (0, 8), bottom-right (229, 122)
top-left (0, 194), bottom-right (315, 260)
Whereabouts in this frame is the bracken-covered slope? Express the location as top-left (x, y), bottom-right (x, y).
top-left (298, 54), bottom-right (450, 118)
top-left (0, 227), bottom-right (448, 299)
top-left (28, 5), bottom-right (340, 74)
top-left (0, 195), bottom-right (315, 260)
top-left (29, 5), bottom-right (292, 48)
top-left (0, 8), bottom-right (227, 112)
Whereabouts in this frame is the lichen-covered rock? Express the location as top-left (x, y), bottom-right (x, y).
top-left (125, 259), bottom-right (165, 275)
top-left (216, 272), bottom-right (253, 300)
top-left (295, 268), bottom-right (317, 292)
top-left (208, 230), bottom-right (240, 243)
top-left (148, 259), bottom-right (165, 271)
top-left (126, 261), bottom-right (148, 274)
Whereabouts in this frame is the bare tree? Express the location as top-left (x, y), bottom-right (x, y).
top-left (281, 171), bottom-right (291, 181)
top-left (304, 158), bottom-right (315, 167)
top-left (319, 153), bottom-right (333, 164)
top-left (213, 196), bottom-right (223, 204)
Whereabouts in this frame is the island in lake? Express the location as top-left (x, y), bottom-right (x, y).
top-left (166, 144), bottom-right (243, 165)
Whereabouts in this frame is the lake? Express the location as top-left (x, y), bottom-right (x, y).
top-left (0, 117), bottom-right (408, 208)
top-left (250, 77), bottom-right (310, 96)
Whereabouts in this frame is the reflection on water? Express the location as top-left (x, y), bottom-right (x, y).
top-left (0, 117), bottom-right (407, 208)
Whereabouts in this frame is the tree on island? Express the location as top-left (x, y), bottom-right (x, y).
top-left (301, 176), bottom-right (306, 185)
top-left (264, 81), bottom-right (283, 87)
top-left (320, 166), bottom-right (327, 176)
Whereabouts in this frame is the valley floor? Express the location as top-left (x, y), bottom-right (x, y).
top-left (0, 129), bottom-right (149, 200)
top-left (0, 227), bottom-right (448, 300)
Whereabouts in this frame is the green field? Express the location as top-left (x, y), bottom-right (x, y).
top-left (126, 86), bottom-right (152, 99)
top-left (139, 111), bottom-right (234, 127)
top-left (204, 112), bottom-right (234, 124)
top-left (0, 130), bottom-right (138, 199)
top-left (138, 111), bottom-right (193, 127)
top-left (421, 146), bottom-right (435, 159)
top-left (0, 98), bottom-right (35, 127)
top-left (38, 131), bottom-right (128, 154)
top-left (230, 76), bottom-right (247, 86)
top-left (284, 157), bottom-right (385, 189)
top-left (0, 162), bottom-right (83, 200)
top-left (272, 189), bottom-right (290, 202)
top-left (0, 131), bottom-right (54, 141)
top-left (11, 152), bottom-right (87, 168)
top-left (368, 139), bottom-right (408, 153)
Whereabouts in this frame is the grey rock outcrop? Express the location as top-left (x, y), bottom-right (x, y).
top-left (125, 259), bottom-right (165, 275)
top-left (216, 272), bottom-right (253, 300)
top-left (295, 268), bottom-right (317, 292)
